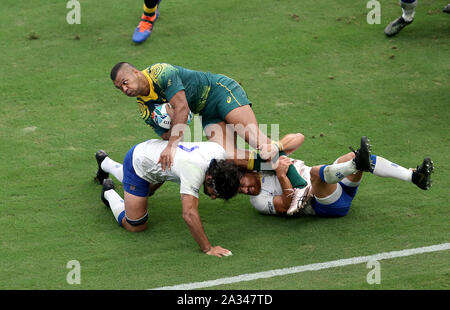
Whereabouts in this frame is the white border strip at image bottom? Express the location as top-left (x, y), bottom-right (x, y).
top-left (150, 242), bottom-right (450, 290)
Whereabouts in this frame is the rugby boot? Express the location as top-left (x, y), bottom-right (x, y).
top-left (384, 16), bottom-right (413, 37)
top-left (101, 179), bottom-right (115, 208)
top-left (349, 136), bottom-right (374, 172)
top-left (443, 4), bottom-right (450, 13)
top-left (412, 157), bottom-right (434, 190)
top-left (287, 186), bottom-right (313, 216)
top-left (132, 1), bottom-right (160, 43)
top-left (94, 150), bottom-right (109, 184)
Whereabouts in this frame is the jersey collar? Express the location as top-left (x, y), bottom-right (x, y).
top-left (138, 69), bottom-right (159, 102)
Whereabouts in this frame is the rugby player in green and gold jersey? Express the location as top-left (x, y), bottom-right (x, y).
top-left (110, 62), bottom-right (307, 208)
top-left (111, 63), bottom-right (276, 163)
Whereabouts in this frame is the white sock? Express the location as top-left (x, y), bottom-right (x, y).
top-left (322, 160), bottom-right (357, 184)
top-left (401, 0), bottom-right (417, 22)
top-left (371, 155), bottom-right (412, 182)
top-left (104, 189), bottom-right (125, 224)
top-left (101, 157), bottom-right (123, 182)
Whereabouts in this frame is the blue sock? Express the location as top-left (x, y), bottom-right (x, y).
top-left (117, 210), bottom-right (126, 227)
top-left (319, 165), bottom-right (327, 183)
top-left (370, 154), bottom-right (377, 173)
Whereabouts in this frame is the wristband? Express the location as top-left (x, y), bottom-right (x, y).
top-left (272, 141), bottom-right (284, 152)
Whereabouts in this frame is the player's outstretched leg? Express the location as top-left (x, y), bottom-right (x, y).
top-left (306, 136), bottom-right (372, 187)
top-left (384, 0), bottom-right (416, 37)
top-left (368, 154), bottom-right (433, 190)
top-left (412, 157), bottom-right (434, 190)
top-left (133, 0), bottom-right (161, 44)
top-left (287, 136), bottom-right (371, 216)
top-left (94, 150), bottom-right (124, 184)
top-left (288, 136), bottom-right (373, 216)
top-left (289, 152), bottom-right (361, 217)
top-left (94, 150), bottom-right (109, 184)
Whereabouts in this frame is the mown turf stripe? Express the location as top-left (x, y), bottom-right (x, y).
top-left (150, 242), bottom-right (450, 290)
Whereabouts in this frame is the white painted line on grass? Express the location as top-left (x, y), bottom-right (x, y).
top-left (150, 242), bottom-right (450, 290)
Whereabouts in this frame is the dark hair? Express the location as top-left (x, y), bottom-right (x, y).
top-left (205, 159), bottom-right (244, 200)
top-left (110, 62), bottom-right (135, 81)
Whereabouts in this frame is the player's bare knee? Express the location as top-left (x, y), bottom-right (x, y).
top-left (295, 133), bottom-right (304, 141)
top-left (291, 133), bottom-right (305, 146)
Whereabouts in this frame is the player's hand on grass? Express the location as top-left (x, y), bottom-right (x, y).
top-left (205, 246), bottom-right (233, 258)
top-left (274, 156), bottom-right (291, 176)
top-left (158, 144), bottom-right (177, 171)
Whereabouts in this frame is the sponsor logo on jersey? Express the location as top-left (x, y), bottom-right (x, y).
top-left (191, 186), bottom-right (199, 194)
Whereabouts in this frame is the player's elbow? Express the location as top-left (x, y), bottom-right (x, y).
top-left (290, 133), bottom-right (305, 152)
top-left (281, 133), bottom-right (304, 154)
top-left (181, 195), bottom-right (200, 224)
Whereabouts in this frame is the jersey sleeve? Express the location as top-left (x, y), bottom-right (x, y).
top-left (178, 161), bottom-right (204, 198)
top-left (250, 194), bottom-right (278, 215)
top-left (149, 63), bottom-right (185, 102)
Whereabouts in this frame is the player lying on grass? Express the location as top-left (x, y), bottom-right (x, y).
top-left (93, 139), bottom-right (243, 257)
top-left (206, 136), bottom-right (434, 217)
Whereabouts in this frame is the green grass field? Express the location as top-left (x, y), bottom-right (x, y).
top-left (1, 0), bottom-right (449, 290)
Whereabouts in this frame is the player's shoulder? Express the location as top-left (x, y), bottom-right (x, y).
top-left (139, 139), bottom-right (166, 148)
top-left (148, 63), bottom-right (178, 80)
top-left (200, 141), bottom-right (227, 158)
top-left (203, 140), bottom-right (226, 150)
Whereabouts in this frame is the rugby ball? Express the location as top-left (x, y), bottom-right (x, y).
top-left (151, 103), bottom-right (193, 130)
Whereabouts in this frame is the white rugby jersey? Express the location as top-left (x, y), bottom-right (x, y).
top-left (132, 139), bottom-right (227, 198)
top-left (250, 160), bottom-right (312, 215)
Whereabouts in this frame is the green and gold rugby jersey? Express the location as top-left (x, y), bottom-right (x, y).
top-left (137, 63), bottom-right (213, 136)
